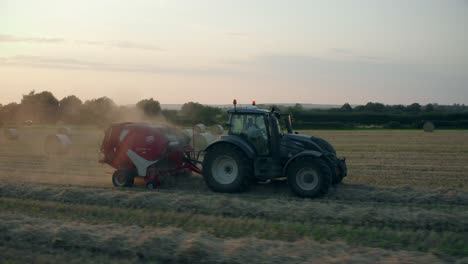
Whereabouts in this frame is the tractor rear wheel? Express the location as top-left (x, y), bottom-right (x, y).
top-left (202, 144), bottom-right (252, 193)
top-left (287, 157), bottom-right (331, 198)
top-left (112, 168), bottom-right (135, 187)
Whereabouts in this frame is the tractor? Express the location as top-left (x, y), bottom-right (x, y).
top-left (202, 100), bottom-right (347, 198)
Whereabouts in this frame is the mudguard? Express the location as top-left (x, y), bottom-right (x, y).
top-left (338, 158), bottom-right (348, 177)
top-left (204, 135), bottom-right (256, 159)
top-left (282, 150), bottom-right (323, 176)
top-left (127, 149), bottom-right (159, 177)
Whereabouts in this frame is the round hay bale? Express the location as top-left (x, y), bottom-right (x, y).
top-left (57, 126), bottom-right (72, 136)
top-left (183, 129), bottom-right (194, 138)
top-left (210, 124), bottom-right (224, 135)
top-left (194, 124), bottom-right (206, 135)
top-left (4, 128), bottom-right (19, 140)
top-left (423, 121), bottom-right (435, 132)
top-left (45, 134), bottom-right (72, 155)
top-left (193, 133), bottom-right (215, 151)
top-left (24, 120), bottom-right (33, 126)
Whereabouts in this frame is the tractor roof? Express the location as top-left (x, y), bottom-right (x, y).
top-left (227, 107), bottom-right (270, 115)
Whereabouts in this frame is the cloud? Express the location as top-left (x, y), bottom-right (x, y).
top-left (331, 48), bottom-right (353, 54)
top-left (254, 53), bottom-right (423, 79)
top-left (1, 53), bottom-right (467, 104)
top-left (0, 34), bottom-right (65, 43)
top-left (0, 55), bottom-right (237, 76)
top-left (0, 34), bottom-right (164, 51)
top-left (76, 40), bottom-right (165, 51)
top-left (330, 48), bottom-right (387, 62)
top-left (112, 41), bottom-right (164, 51)
top-left (225, 32), bottom-right (249, 37)
top-left (1, 55), bottom-right (108, 69)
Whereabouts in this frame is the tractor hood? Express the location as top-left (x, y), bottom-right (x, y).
top-left (281, 133), bottom-right (325, 153)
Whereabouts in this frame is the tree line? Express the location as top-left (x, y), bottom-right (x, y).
top-left (274, 102), bottom-right (468, 129)
top-left (0, 91), bottom-right (467, 129)
top-left (0, 91), bottom-right (225, 127)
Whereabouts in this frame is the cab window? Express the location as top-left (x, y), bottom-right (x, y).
top-left (229, 114), bottom-right (269, 155)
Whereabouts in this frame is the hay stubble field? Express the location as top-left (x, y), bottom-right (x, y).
top-left (1, 127), bottom-right (467, 263)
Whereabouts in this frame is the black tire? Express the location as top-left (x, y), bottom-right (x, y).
top-left (146, 181), bottom-right (158, 190)
top-left (202, 143), bottom-right (253, 193)
top-left (112, 168), bottom-right (135, 187)
top-left (287, 157), bottom-right (331, 198)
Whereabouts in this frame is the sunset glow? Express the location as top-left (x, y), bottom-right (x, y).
top-left (1, 0), bottom-right (467, 105)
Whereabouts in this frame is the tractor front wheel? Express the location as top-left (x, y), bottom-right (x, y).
top-left (112, 168), bottom-right (135, 187)
top-left (202, 144), bottom-right (252, 193)
top-left (287, 157), bottom-right (331, 198)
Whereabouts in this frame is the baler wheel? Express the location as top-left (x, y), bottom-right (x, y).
top-left (112, 168), bottom-right (135, 187)
top-left (146, 181), bottom-right (158, 190)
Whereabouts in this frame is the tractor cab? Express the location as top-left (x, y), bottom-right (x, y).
top-left (225, 104), bottom-right (294, 179)
top-left (227, 107), bottom-right (272, 156)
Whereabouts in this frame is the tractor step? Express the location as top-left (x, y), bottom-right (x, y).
top-left (254, 157), bottom-right (282, 180)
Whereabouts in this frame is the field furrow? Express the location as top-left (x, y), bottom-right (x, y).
top-left (2, 183), bottom-right (468, 233)
top-left (1, 212), bottom-right (452, 264)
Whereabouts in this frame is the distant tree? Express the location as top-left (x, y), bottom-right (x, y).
top-left (424, 103), bottom-right (435, 112)
top-left (387, 104), bottom-right (406, 113)
top-left (286, 103), bottom-right (304, 115)
top-left (181, 102), bottom-right (204, 121)
top-left (340, 103), bottom-right (353, 112)
top-left (292, 103), bottom-right (303, 111)
top-left (136, 98), bottom-right (161, 117)
top-left (59, 95), bottom-right (83, 123)
top-left (405, 103), bottom-right (421, 113)
top-left (161, 109), bottom-right (178, 123)
top-left (353, 105), bottom-right (365, 112)
top-left (20, 90), bottom-right (59, 123)
top-left (180, 102), bottom-right (224, 125)
top-left (60, 95), bottom-right (82, 109)
top-left (363, 102), bottom-right (386, 112)
top-left (0, 103), bottom-right (20, 123)
top-left (199, 106), bottom-right (224, 124)
top-left (80, 97), bottom-right (117, 124)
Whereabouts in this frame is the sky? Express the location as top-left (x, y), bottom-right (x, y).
top-left (0, 0), bottom-right (467, 106)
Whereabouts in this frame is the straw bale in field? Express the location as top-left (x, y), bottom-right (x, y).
top-left (423, 121), bottom-right (435, 132)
